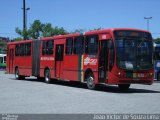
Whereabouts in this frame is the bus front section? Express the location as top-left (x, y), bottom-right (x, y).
top-left (110, 30), bottom-right (154, 88)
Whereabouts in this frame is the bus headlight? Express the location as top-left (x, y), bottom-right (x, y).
top-left (149, 73), bottom-right (154, 77)
top-left (118, 72), bottom-right (121, 75)
top-left (147, 73), bottom-right (153, 78)
top-left (117, 72), bottom-right (124, 77)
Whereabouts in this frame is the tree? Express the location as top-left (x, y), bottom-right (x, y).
top-left (154, 38), bottom-right (160, 44)
top-left (12, 37), bottom-right (23, 42)
top-left (52, 26), bottom-right (68, 35)
top-left (29, 20), bottom-right (43, 39)
top-left (71, 28), bottom-right (102, 34)
top-left (15, 20), bottom-right (68, 40)
top-left (42, 23), bottom-right (54, 37)
top-left (90, 27), bottom-right (102, 31)
top-left (0, 42), bottom-right (7, 54)
top-left (71, 29), bottom-right (85, 33)
top-left (15, 27), bottom-right (30, 39)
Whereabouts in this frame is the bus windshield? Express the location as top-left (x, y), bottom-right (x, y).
top-left (0, 57), bottom-right (3, 63)
top-left (114, 31), bottom-right (153, 70)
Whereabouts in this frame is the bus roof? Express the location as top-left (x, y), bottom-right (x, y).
top-left (7, 28), bottom-right (151, 44)
top-left (53, 33), bottom-right (80, 39)
top-left (84, 28), bottom-right (150, 35)
top-left (7, 39), bottom-right (33, 45)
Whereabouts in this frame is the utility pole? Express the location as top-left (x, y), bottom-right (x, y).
top-left (23, 0), bottom-right (25, 33)
top-left (22, 0), bottom-right (30, 40)
top-left (144, 17), bottom-right (152, 31)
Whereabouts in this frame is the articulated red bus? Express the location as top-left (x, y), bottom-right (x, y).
top-left (6, 28), bottom-right (154, 90)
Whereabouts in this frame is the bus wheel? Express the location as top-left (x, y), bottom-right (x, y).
top-left (37, 77), bottom-right (44, 81)
top-left (118, 84), bottom-right (130, 91)
top-left (15, 68), bottom-right (25, 80)
top-left (44, 69), bottom-right (51, 83)
top-left (87, 73), bottom-right (96, 90)
top-left (15, 68), bottom-right (19, 80)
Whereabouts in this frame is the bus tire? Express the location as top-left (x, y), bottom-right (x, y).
top-left (37, 77), bottom-right (44, 81)
top-left (15, 68), bottom-right (25, 80)
top-left (44, 69), bottom-right (51, 83)
top-left (118, 84), bottom-right (130, 91)
top-left (15, 68), bottom-right (19, 80)
top-left (86, 73), bottom-right (96, 90)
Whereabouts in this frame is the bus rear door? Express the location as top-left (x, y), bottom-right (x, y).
top-left (98, 40), bottom-right (108, 83)
top-left (9, 48), bottom-right (14, 73)
top-left (98, 34), bottom-right (112, 83)
top-left (55, 40), bottom-right (65, 78)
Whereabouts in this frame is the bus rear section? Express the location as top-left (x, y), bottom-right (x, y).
top-left (6, 39), bottom-right (51, 79)
top-left (6, 40), bottom-right (33, 79)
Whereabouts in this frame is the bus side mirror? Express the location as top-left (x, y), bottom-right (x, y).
top-left (108, 40), bottom-right (113, 49)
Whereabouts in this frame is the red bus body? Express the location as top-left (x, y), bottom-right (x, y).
top-left (6, 28), bottom-right (154, 90)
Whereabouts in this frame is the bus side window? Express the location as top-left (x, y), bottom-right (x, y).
top-left (109, 40), bottom-right (115, 71)
top-left (85, 35), bottom-right (98, 55)
top-left (48, 40), bottom-right (54, 55)
top-left (0, 57), bottom-right (2, 63)
top-left (42, 40), bottom-right (53, 55)
top-left (42, 41), bottom-right (46, 55)
top-left (46, 40), bottom-right (53, 55)
top-left (4, 56), bottom-right (6, 63)
top-left (66, 37), bottom-right (73, 55)
top-left (74, 36), bottom-right (84, 54)
top-left (25, 43), bottom-right (31, 56)
top-left (20, 44), bottom-right (25, 56)
top-left (15, 44), bottom-right (20, 56)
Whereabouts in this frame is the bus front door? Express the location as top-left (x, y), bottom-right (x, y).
top-left (9, 49), bottom-right (14, 73)
top-left (55, 44), bottom-right (64, 78)
top-left (98, 40), bottom-right (108, 83)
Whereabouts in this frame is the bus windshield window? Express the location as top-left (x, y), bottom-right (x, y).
top-left (4, 56), bottom-right (6, 63)
top-left (0, 57), bottom-right (3, 63)
top-left (115, 31), bottom-right (153, 70)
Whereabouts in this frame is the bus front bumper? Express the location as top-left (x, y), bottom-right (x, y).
top-left (107, 72), bottom-right (154, 85)
top-left (118, 79), bottom-right (153, 85)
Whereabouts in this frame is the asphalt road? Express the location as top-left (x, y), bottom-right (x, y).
top-left (0, 71), bottom-right (160, 114)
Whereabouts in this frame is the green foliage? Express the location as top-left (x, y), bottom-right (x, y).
top-left (29, 20), bottom-right (43, 39)
top-left (71, 29), bottom-right (85, 33)
top-left (15, 27), bottom-right (30, 39)
top-left (0, 42), bottom-right (7, 54)
top-left (15, 20), bottom-right (68, 39)
top-left (42, 23), bottom-right (53, 37)
top-left (71, 28), bottom-right (103, 34)
top-left (89, 27), bottom-right (102, 31)
top-left (0, 41), bottom-right (7, 46)
top-left (15, 19), bottom-right (103, 40)
top-left (12, 37), bottom-right (23, 41)
top-left (52, 27), bottom-right (68, 35)
top-left (154, 38), bottom-right (160, 44)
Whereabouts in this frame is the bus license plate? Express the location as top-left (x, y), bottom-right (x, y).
top-left (138, 73), bottom-right (144, 78)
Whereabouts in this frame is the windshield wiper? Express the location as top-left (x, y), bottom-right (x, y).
top-left (138, 38), bottom-right (147, 48)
